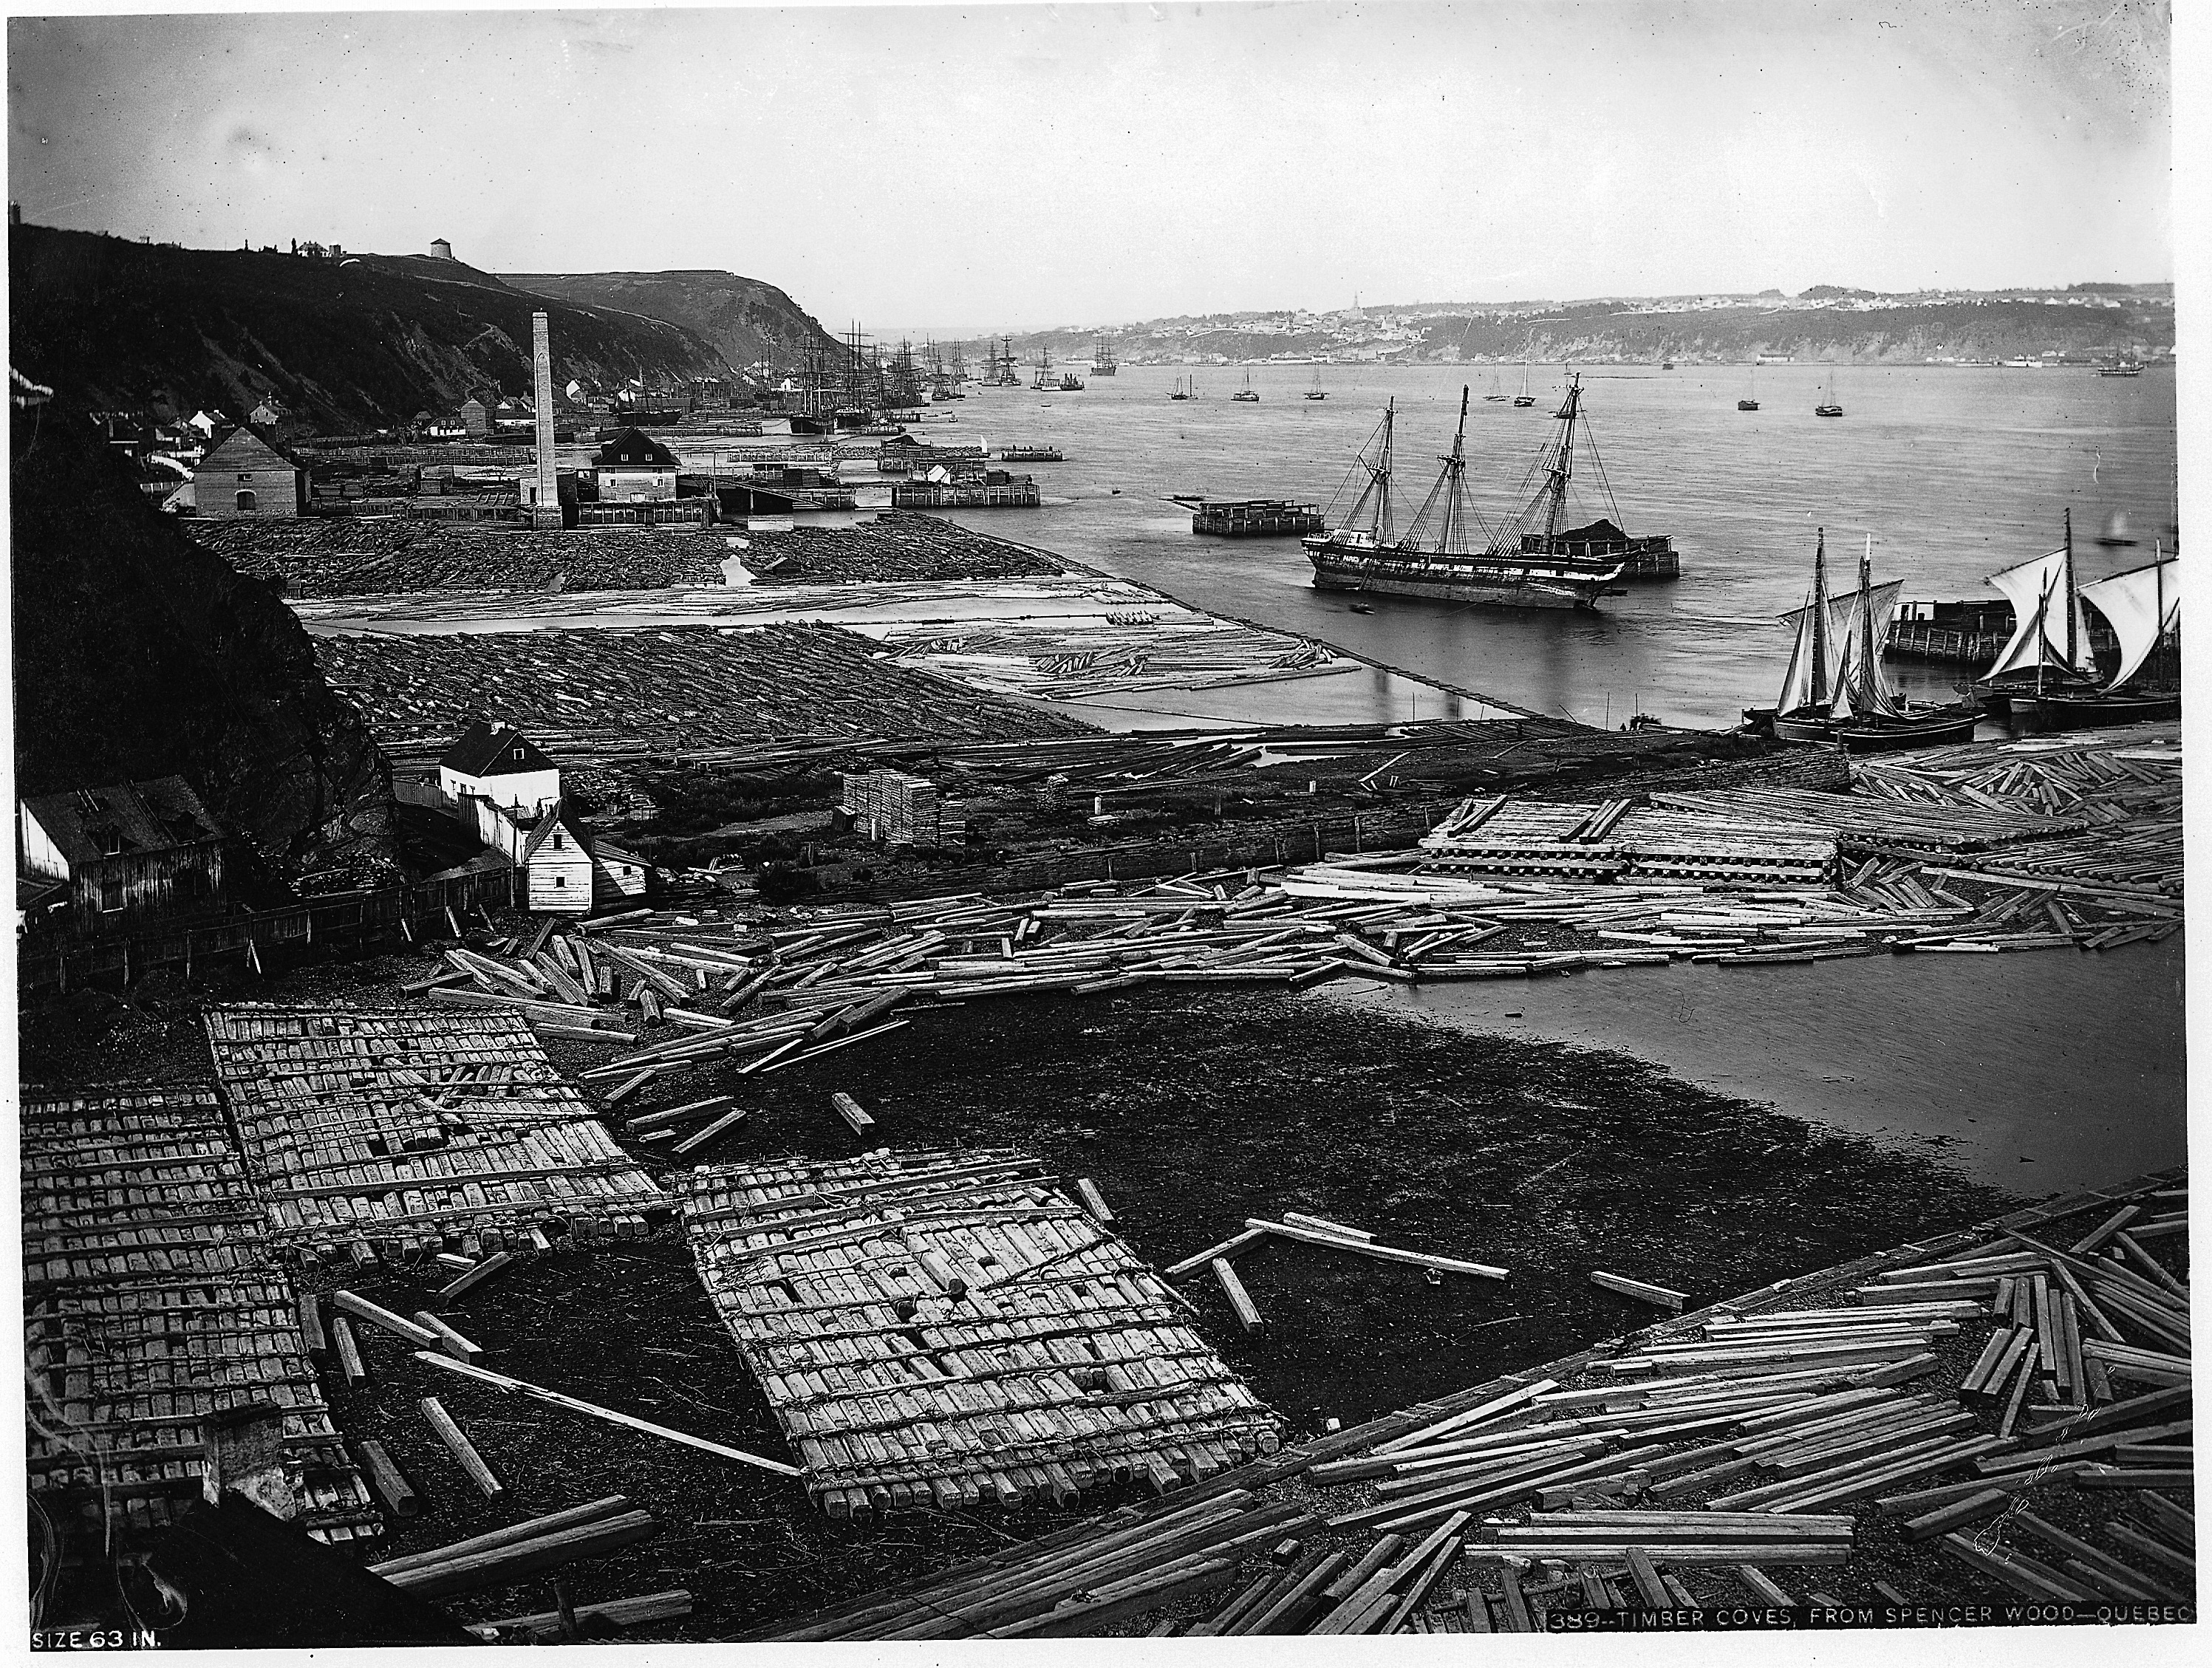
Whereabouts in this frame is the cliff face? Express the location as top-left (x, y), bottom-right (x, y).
top-left (10, 405), bottom-right (398, 892)
top-left (502, 270), bottom-right (840, 375)
top-left (9, 225), bottom-right (733, 431)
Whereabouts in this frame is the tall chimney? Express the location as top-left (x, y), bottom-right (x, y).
top-left (530, 311), bottom-right (561, 530)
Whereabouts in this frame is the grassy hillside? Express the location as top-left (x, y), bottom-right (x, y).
top-left (504, 269), bottom-right (839, 376)
top-left (9, 224), bottom-right (733, 430)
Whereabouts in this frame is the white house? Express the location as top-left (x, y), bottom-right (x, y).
top-left (437, 722), bottom-right (560, 818)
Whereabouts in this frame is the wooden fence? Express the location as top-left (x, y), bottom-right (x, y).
top-left (17, 867), bottom-right (519, 995)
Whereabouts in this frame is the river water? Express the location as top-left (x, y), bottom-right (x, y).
top-left (935, 361), bottom-right (2178, 730)
top-left (918, 363), bottom-right (2185, 1194)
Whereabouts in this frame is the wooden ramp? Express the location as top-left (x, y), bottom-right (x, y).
top-left (203, 1003), bottom-right (668, 1264)
top-left (21, 1086), bottom-right (380, 1542)
top-left (677, 1149), bottom-right (1280, 1518)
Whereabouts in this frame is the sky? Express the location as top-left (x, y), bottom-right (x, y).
top-left (5, 1), bottom-right (2177, 332)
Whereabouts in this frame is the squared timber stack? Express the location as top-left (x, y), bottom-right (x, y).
top-left (21, 1086), bottom-right (380, 1542)
top-left (678, 1148), bottom-right (1280, 1518)
top-left (203, 1004), bottom-right (668, 1263)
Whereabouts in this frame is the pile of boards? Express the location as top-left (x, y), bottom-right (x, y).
top-left (754, 1169), bottom-right (2188, 1637)
top-left (677, 1149), bottom-right (1280, 1519)
top-left (21, 1086), bottom-right (380, 1543)
top-left (312, 621), bottom-right (1094, 755)
top-left (1419, 796), bottom-right (1840, 886)
top-left (203, 1004), bottom-right (669, 1265)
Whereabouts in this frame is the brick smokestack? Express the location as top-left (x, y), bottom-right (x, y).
top-left (530, 311), bottom-right (561, 530)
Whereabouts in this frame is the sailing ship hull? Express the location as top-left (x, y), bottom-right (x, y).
top-left (1770, 709), bottom-right (1838, 746)
top-left (1305, 541), bottom-right (1611, 611)
top-left (2009, 688), bottom-right (2181, 728)
top-left (1834, 705), bottom-right (1984, 753)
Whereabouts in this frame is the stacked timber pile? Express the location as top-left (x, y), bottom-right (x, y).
top-left (1649, 785), bottom-right (2092, 857)
top-left (839, 769), bottom-right (942, 846)
top-left (188, 518), bottom-right (727, 597)
top-left (202, 1004), bottom-right (670, 1265)
top-left (677, 1149), bottom-right (1280, 1519)
top-left (21, 1086), bottom-right (380, 1542)
top-left (752, 1169), bottom-right (2188, 1637)
top-left (1419, 797), bottom-right (1839, 886)
top-left (313, 621), bottom-right (1097, 754)
top-left (881, 618), bottom-right (1350, 702)
top-left (737, 513), bottom-right (1065, 582)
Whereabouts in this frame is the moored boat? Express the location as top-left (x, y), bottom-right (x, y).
top-left (2011, 541), bottom-right (2180, 728)
top-left (1232, 372), bottom-right (1260, 403)
top-left (1768, 528), bottom-right (1981, 749)
top-left (1970, 510), bottom-right (2100, 711)
top-left (1303, 383), bottom-right (1628, 612)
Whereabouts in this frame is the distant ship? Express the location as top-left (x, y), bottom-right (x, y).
top-left (2095, 510), bottom-right (2137, 549)
top-left (1031, 346), bottom-right (1054, 392)
top-left (1302, 381), bottom-right (1633, 612)
top-left (1512, 349), bottom-right (1537, 407)
top-left (1305, 367), bottom-right (1327, 401)
top-left (1815, 369), bottom-right (1843, 418)
top-left (1482, 375), bottom-right (1509, 403)
top-left (1059, 371), bottom-right (1085, 392)
top-left (1170, 375), bottom-right (1193, 402)
top-left (2098, 359), bottom-right (2143, 377)
top-left (1738, 363), bottom-right (1760, 411)
top-left (1232, 371), bottom-right (1260, 403)
top-left (1091, 333), bottom-right (1119, 377)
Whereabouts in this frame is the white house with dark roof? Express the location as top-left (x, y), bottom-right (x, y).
top-left (437, 722), bottom-right (560, 817)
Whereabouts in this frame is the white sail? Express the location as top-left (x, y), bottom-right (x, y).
top-left (2078, 558), bottom-right (2179, 691)
top-left (1775, 587), bottom-right (1826, 714)
top-left (1986, 549), bottom-right (2094, 678)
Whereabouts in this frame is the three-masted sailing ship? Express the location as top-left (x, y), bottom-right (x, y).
top-left (1759, 530), bottom-right (1981, 751)
top-left (1302, 382), bottom-right (1631, 612)
top-left (1091, 333), bottom-right (1119, 376)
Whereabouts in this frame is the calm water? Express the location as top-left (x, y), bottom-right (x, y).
top-left (922, 365), bottom-right (2183, 1193)
top-left (938, 363), bottom-right (2179, 728)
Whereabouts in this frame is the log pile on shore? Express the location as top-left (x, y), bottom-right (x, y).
top-left (748, 1169), bottom-right (2188, 1637)
top-left (737, 513), bottom-right (1065, 584)
top-left (881, 618), bottom-right (1351, 703)
top-left (677, 1148), bottom-right (1280, 1519)
top-left (313, 621), bottom-right (1098, 753)
top-left (188, 518), bottom-right (728, 597)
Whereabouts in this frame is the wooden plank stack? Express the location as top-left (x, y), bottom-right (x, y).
top-left (747, 1167), bottom-right (2188, 1635)
top-left (839, 768), bottom-right (943, 847)
top-left (677, 1148), bottom-right (1280, 1519)
top-left (21, 1086), bottom-right (380, 1543)
top-left (1419, 799), bottom-right (1839, 886)
top-left (202, 1004), bottom-right (669, 1264)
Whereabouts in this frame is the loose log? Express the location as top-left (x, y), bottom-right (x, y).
top-left (369, 1497), bottom-right (632, 1577)
top-left (1212, 1259), bottom-right (1264, 1333)
top-left (1246, 1217), bottom-right (1507, 1279)
top-left (1591, 1271), bottom-right (1687, 1312)
top-left (332, 1290), bottom-right (441, 1348)
top-left (384, 1510), bottom-right (661, 1599)
top-left (421, 1395), bottom-right (505, 1497)
top-left (439, 1250), bottom-right (516, 1304)
top-left (356, 1438), bottom-right (421, 1518)
top-left (413, 1311), bottom-right (482, 1363)
top-left (469, 1588), bottom-right (694, 1641)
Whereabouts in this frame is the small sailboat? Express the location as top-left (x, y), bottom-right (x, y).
top-left (1482, 375), bottom-right (1507, 403)
top-left (1971, 510), bottom-right (2100, 711)
top-left (1738, 362), bottom-right (1759, 411)
top-left (1762, 530), bottom-right (1979, 751)
top-left (2011, 539), bottom-right (2180, 728)
top-left (1512, 350), bottom-right (1537, 407)
top-left (1305, 367), bottom-right (1327, 401)
top-left (2094, 509), bottom-right (2137, 549)
top-left (1815, 369), bottom-right (1843, 418)
top-left (1169, 375), bottom-right (1192, 402)
top-left (1233, 371), bottom-right (1260, 403)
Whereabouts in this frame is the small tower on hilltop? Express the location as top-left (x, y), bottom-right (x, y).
top-left (429, 237), bottom-right (454, 262)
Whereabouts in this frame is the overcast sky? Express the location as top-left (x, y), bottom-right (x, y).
top-left (7, 1), bottom-right (2174, 332)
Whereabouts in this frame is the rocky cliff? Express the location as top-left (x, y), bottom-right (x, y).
top-left (10, 403), bottom-right (399, 892)
top-left (502, 269), bottom-right (839, 376)
top-left (9, 225), bottom-right (734, 431)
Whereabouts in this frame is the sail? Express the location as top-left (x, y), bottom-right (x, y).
top-left (1778, 581), bottom-right (1904, 657)
top-left (1986, 549), bottom-right (2094, 678)
top-left (1832, 581), bottom-right (1907, 719)
top-left (2078, 558), bottom-right (2179, 691)
top-left (1775, 587), bottom-right (1829, 714)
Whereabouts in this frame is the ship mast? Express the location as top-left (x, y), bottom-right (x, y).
top-left (1541, 375), bottom-right (1583, 550)
top-left (1404, 388), bottom-right (1476, 556)
top-left (2063, 505), bottom-right (2078, 670)
top-left (1808, 527), bottom-right (1830, 711)
top-left (1371, 400), bottom-right (1397, 543)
